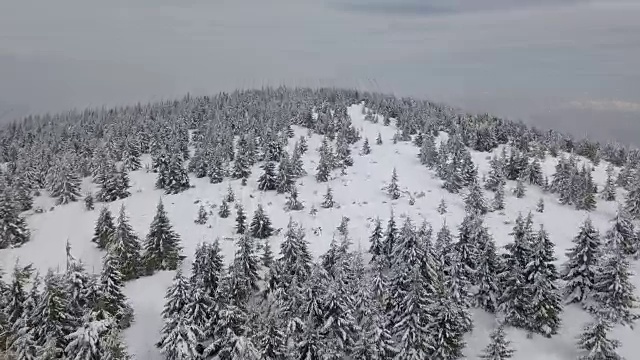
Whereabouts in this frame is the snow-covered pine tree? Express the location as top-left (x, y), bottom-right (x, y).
top-left (157, 315), bottom-right (203, 360)
top-left (285, 184), bottom-right (304, 211)
top-left (335, 133), bottom-right (354, 168)
top-left (475, 233), bottom-right (501, 314)
top-left (232, 151), bottom-right (252, 180)
top-left (419, 133), bottom-right (439, 169)
top-left (230, 234), bottom-right (261, 304)
top-left (96, 163), bottom-right (131, 202)
top-left (386, 168), bottom-right (401, 200)
top-left (465, 180), bottom-right (488, 215)
top-left (194, 204), bottom-right (208, 225)
top-left (92, 207), bottom-right (116, 249)
top-left (258, 161), bottom-right (278, 191)
top-left (368, 217), bottom-right (384, 263)
top-left (218, 199), bottom-right (230, 218)
top-left (7, 317), bottom-right (38, 360)
top-left (262, 239), bottom-right (274, 268)
top-left (0, 191), bottom-right (30, 249)
top-left (479, 323), bottom-right (515, 360)
top-left (576, 317), bottom-right (622, 360)
top-left (590, 248), bottom-right (639, 328)
top-left (235, 204), bottom-right (247, 234)
top-left (225, 183), bottom-right (235, 203)
top-left (536, 197), bottom-right (544, 213)
top-left (98, 252), bottom-right (133, 329)
top-left (321, 186), bottom-right (335, 208)
top-left (142, 199), bottom-right (183, 274)
top-left (602, 164), bottom-right (617, 201)
top-left (513, 176), bottom-right (526, 198)
top-left (276, 155), bottom-right (295, 194)
top-left (290, 145), bottom-right (306, 178)
top-left (523, 226), bottom-right (562, 336)
top-left (493, 181), bottom-right (505, 211)
top-left (162, 269), bottom-right (191, 322)
top-left (84, 193), bottom-right (94, 211)
top-left (208, 156), bottom-right (225, 184)
top-left (315, 143), bottom-right (332, 183)
top-left (562, 218), bottom-right (601, 305)
top-left (48, 161), bottom-right (81, 205)
top-left (376, 132), bottom-right (383, 145)
top-left (383, 211), bottom-right (398, 262)
top-left (159, 155), bottom-right (191, 194)
top-left (625, 172), bottom-right (640, 219)
top-left (427, 282), bottom-right (467, 359)
top-left (182, 278), bottom-right (213, 341)
top-left (278, 217), bottom-right (313, 286)
top-left (436, 199), bottom-right (447, 215)
top-left (31, 270), bottom-right (74, 352)
top-left (121, 140), bottom-right (141, 172)
top-left (604, 207), bottom-right (638, 258)
top-left (190, 240), bottom-right (224, 299)
top-left (111, 205), bottom-right (143, 281)
top-left (64, 316), bottom-right (111, 359)
top-left (250, 204), bottom-right (274, 239)
top-left (101, 328), bottom-right (131, 360)
top-left (484, 155), bottom-right (505, 192)
top-left (298, 135), bottom-right (308, 154)
top-left (361, 137), bottom-right (371, 155)
top-left (526, 158), bottom-right (544, 186)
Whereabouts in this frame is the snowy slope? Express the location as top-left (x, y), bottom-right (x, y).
top-left (1, 103), bottom-right (638, 359)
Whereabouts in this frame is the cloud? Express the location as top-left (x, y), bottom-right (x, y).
top-left (566, 99), bottom-right (640, 113)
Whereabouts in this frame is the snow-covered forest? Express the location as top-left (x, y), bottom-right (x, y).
top-left (0, 87), bottom-right (639, 359)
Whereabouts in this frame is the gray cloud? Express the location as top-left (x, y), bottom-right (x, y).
top-left (0, 0), bottom-right (639, 144)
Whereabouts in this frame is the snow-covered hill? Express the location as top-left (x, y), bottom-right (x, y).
top-left (1, 100), bottom-right (638, 360)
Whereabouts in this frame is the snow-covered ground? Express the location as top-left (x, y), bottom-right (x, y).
top-left (1, 103), bottom-right (638, 359)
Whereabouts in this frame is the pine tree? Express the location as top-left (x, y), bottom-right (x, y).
top-left (376, 132), bottom-right (383, 145)
top-left (97, 164), bottom-right (130, 202)
top-left (142, 199), bottom-right (183, 274)
top-left (250, 204), bottom-right (274, 239)
top-left (475, 235), bottom-right (501, 314)
top-left (111, 205), bottom-right (143, 281)
top-left (513, 176), bottom-right (526, 198)
top-left (484, 155), bottom-right (505, 192)
top-left (225, 184), bottom-right (236, 203)
top-left (194, 204), bottom-right (208, 225)
top-left (235, 204), bottom-right (247, 234)
top-left (278, 217), bottom-right (313, 286)
top-left (101, 329), bottom-right (131, 360)
top-left (262, 239), bottom-right (274, 268)
top-left (258, 161), bottom-right (278, 191)
top-left (576, 318), bottom-right (622, 360)
top-left (231, 234), bottom-right (261, 304)
top-left (604, 207), bottom-right (638, 258)
top-left (64, 316), bottom-right (111, 359)
top-left (321, 186), bottom-right (334, 208)
top-left (625, 172), bottom-right (640, 219)
top-left (523, 226), bottom-right (562, 336)
top-left (208, 157), bottom-right (225, 184)
top-left (602, 164), bottom-right (617, 201)
top-left (8, 318), bottom-right (38, 360)
top-left (91, 207), bottom-right (116, 250)
top-left (31, 271), bottom-right (73, 352)
top-left (0, 191), bottom-right (31, 248)
top-left (98, 253), bottom-right (133, 328)
top-left (437, 198), bottom-right (447, 215)
top-left (493, 182), bottom-right (505, 211)
top-left (190, 240), bottom-right (224, 298)
top-left (361, 138), bottom-right (371, 155)
top-left (427, 284), bottom-right (467, 360)
top-left (480, 324), bottom-right (514, 360)
top-left (368, 218), bottom-right (384, 263)
top-left (562, 218), bottom-right (601, 305)
top-left (162, 269), bottom-right (191, 321)
top-left (465, 181), bottom-right (488, 215)
top-left (290, 146), bottom-right (306, 178)
top-left (84, 193), bottom-right (94, 211)
top-left (386, 168), bottom-right (401, 200)
top-left (157, 155), bottom-right (191, 194)
top-left (315, 145), bottom-right (332, 183)
top-left (536, 198), bottom-right (544, 212)
top-left (122, 140), bottom-right (141, 172)
top-left (218, 199), bottom-right (230, 218)
top-left (48, 163), bottom-right (82, 205)
top-left (590, 249), bottom-right (639, 328)
top-left (157, 315), bottom-right (203, 360)
top-left (285, 184), bottom-right (304, 211)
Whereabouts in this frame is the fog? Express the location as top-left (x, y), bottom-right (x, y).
top-left (1, 0), bottom-right (639, 143)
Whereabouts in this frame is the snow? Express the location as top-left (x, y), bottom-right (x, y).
top-left (2, 103), bottom-right (639, 359)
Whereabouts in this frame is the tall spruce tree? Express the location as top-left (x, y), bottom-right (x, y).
top-left (386, 168), bottom-right (401, 200)
top-left (601, 164), bottom-right (617, 201)
top-left (562, 218), bottom-right (601, 305)
top-left (190, 240), bottom-right (224, 299)
top-left (258, 161), bottom-right (278, 191)
top-left (250, 204), bottom-right (274, 239)
top-left (111, 205), bottom-right (142, 281)
top-left (576, 318), bottom-right (622, 360)
top-left (480, 324), bottom-right (514, 360)
top-left (235, 204), bottom-right (247, 234)
top-left (98, 253), bottom-right (133, 329)
top-left (142, 199), bottom-right (183, 274)
top-left (0, 190), bottom-right (31, 249)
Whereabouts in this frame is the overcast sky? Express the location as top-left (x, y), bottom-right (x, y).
top-left (1, 0), bottom-right (639, 143)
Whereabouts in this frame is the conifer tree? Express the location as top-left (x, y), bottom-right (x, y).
top-left (368, 217), bottom-right (384, 263)
top-left (101, 329), bottom-right (131, 360)
top-left (84, 193), bottom-right (94, 211)
top-left (64, 316), bottom-right (111, 359)
top-left (258, 161), bottom-right (278, 191)
top-left (602, 164), bottom-right (617, 201)
top-left (298, 135), bottom-right (308, 154)
top-left (218, 199), bottom-right (230, 218)
top-left (513, 176), bottom-right (526, 198)
top-left (250, 204), bottom-right (274, 239)
top-left (335, 133), bottom-right (354, 168)
top-left (162, 269), bottom-right (191, 322)
top-left (590, 249), bottom-right (639, 328)
top-left (275, 156), bottom-right (295, 194)
top-left (122, 140), bottom-right (141, 172)
top-left (262, 239), bottom-right (274, 268)
top-left (98, 253), bottom-right (133, 328)
top-left (0, 191), bottom-right (31, 248)
top-left (419, 134), bottom-right (438, 168)
top-left (208, 157), bottom-right (225, 184)
top-left (278, 217), bottom-right (313, 285)
top-left (225, 184), bottom-right (235, 203)
top-left (31, 271), bottom-right (73, 352)
top-left (536, 198), bottom-right (544, 212)
top-left (8, 318), bottom-right (38, 360)
top-left (190, 240), bottom-right (224, 298)
top-left (91, 207), bottom-right (116, 250)
top-left (480, 324), bottom-right (514, 360)
top-left (604, 207), bottom-right (638, 257)
top-left (142, 199), bottom-right (183, 274)
top-left (232, 152), bottom-right (252, 180)
top-left (376, 132), bottom-right (383, 145)
top-left (523, 226), bottom-right (562, 336)
top-left (562, 218), bottom-right (601, 305)
top-left (97, 164), bottom-right (131, 202)
top-left (576, 318), bottom-right (622, 360)
top-left (285, 184), bottom-right (304, 211)
top-left (231, 234), bottom-right (261, 304)
top-left (493, 182), bottom-right (505, 211)
top-left (386, 168), bottom-right (401, 200)
top-left (437, 198), bottom-right (447, 215)
top-left (485, 155), bottom-right (505, 192)
top-left (157, 315), bottom-right (202, 360)
top-left (465, 181), bottom-right (488, 215)
top-left (625, 172), bottom-right (640, 219)
top-left (157, 155), bottom-right (191, 195)
top-left (321, 186), bottom-right (334, 208)
top-left (475, 235), bottom-right (501, 314)
top-left (427, 283), bottom-right (467, 359)
top-left (361, 138), bottom-right (371, 155)
top-left (194, 204), bottom-right (208, 225)
top-left (315, 146), bottom-right (332, 183)
top-left (392, 266), bottom-right (432, 360)
top-left (48, 163), bottom-right (82, 205)
top-left (235, 204), bottom-right (247, 234)
top-left (290, 146), bottom-right (306, 178)
top-left (111, 205), bottom-right (143, 281)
